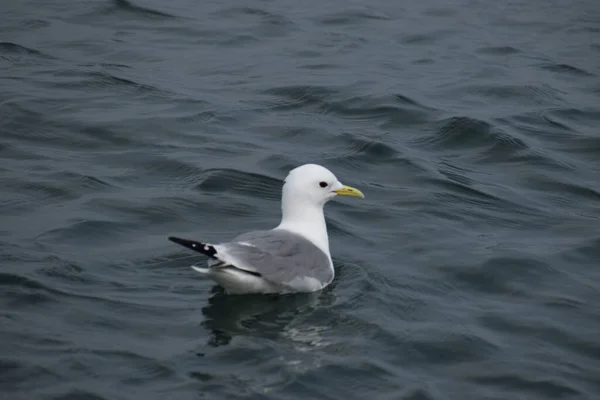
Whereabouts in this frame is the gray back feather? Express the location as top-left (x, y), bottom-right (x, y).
top-left (221, 229), bottom-right (333, 286)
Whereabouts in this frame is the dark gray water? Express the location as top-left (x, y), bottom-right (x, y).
top-left (2, 0), bottom-right (600, 398)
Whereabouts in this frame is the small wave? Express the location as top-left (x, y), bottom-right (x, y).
top-left (0, 272), bottom-right (49, 291)
top-left (77, 125), bottom-right (141, 148)
top-left (542, 294), bottom-right (587, 310)
top-left (523, 174), bottom-right (600, 213)
top-left (421, 116), bottom-right (498, 149)
top-left (128, 155), bottom-right (203, 185)
top-left (35, 219), bottom-right (137, 246)
top-left (0, 42), bottom-right (55, 60)
top-left (468, 374), bottom-right (581, 398)
top-left (36, 256), bottom-right (94, 286)
top-left (86, 196), bottom-right (197, 227)
top-left (539, 63), bottom-right (595, 77)
top-left (89, 71), bottom-right (158, 91)
top-left (260, 88), bottom-right (434, 129)
top-left (318, 8), bottom-right (392, 25)
top-left (476, 46), bottom-right (521, 55)
top-left (425, 175), bottom-right (504, 206)
top-left (538, 110), bottom-right (573, 131)
top-left (76, 62), bottom-right (131, 69)
top-left (298, 62), bottom-right (340, 70)
top-left (194, 168), bottom-right (281, 201)
top-left (326, 94), bottom-right (434, 126)
top-left (421, 114), bottom-right (578, 172)
top-left (47, 171), bottom-right (117, 192)
top-left (261, 85), bottom-right (339, 112)
top-left (394, 93), bottom-right (428, 108)
top-left (416, 116), bottom-right (527, 153)
top-left (49, 389), bottom-right (108, 400)
top-left (497, 112), bottom-right (589, 170)
top-left (209, 6), bottom-right (296, 41)
top-left (402, 31), bottom-right (452, 45)
top-left (0, 358), bottom-right (62, 395)
top-left (0, 271), bottom-right (70, 307)
top-left (112, 0), bottom-right (178, 18)
top-left (22, 19), bottom-right (50, 28)
top-left (52, 70), bottom-right (170, 99)
top-left (1, 101), bottom-right (141, 150)
top-left (4, 179), bottom-right (78, 210)
top-left (543, 107), bottom-right (600, 131)
top-left (215, 6), bottom-right (294, 28)
top-left (0, 141), bottom-right (51, 162)
top-left (465, 84), bottom-right (564, 105)
top-left (337, 132), bottom-right (399, 160)
top-left (560, 235), bottom-right (600, 265)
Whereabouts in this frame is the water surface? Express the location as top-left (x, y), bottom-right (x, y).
top-left (1, 0), bottom-right (600, 399)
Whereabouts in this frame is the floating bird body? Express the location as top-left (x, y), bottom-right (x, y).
top-left (168, 164), bottom-right (364, 294)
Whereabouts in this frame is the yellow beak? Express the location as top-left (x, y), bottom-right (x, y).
top-left (334, 184), bottom-right (365, 198)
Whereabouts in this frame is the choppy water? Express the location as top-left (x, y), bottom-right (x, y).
top-left (2, 0), bottom-right (600, 399)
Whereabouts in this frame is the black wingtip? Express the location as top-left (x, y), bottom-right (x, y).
top-left (168, 236), bottom-right (217, 258)
top-left (168, 236), bottom-right (187, 246)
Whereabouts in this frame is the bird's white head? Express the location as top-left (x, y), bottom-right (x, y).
top-left (277, 163), bottom-right (364, 258)
top-left (282, 163), bottom-right (364, 207)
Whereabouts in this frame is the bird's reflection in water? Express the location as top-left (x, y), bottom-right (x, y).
top-left (200, 284), bottom-right (337, 347)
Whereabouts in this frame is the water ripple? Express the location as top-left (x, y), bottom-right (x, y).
top-left (112, 0), bottom-right (178, 19)
top-left (468, 374), bottom-right (581, 398)
top-left (0, 42), bottom-right (56, 61)
top-left (194, 168), bottom-right (281, 201)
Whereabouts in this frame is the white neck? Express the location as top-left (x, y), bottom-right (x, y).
top-left (275, 195), bottom-right (331, 260)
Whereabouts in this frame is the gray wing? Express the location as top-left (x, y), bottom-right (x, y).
top-left (216, 229), bottom-right (333, 287)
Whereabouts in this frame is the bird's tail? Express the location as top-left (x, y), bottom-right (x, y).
top-left (168, 236), bottom-right (218, 258)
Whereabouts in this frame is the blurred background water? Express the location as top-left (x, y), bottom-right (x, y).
top-left (1, 0), bottom-right (600, 399)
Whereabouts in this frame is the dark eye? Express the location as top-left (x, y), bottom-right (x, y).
top-left (319, 181), bottom-right (328, 188)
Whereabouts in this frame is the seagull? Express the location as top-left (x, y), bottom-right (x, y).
top-left (168, 163), bottom-right (364, 294)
